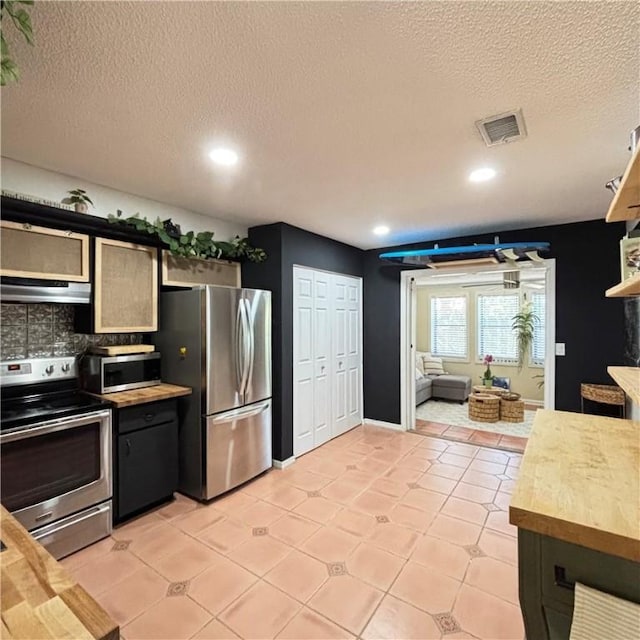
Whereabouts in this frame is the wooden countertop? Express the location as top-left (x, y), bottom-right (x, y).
top-left (608, 366), bottom-right (640, 406)
top-left (509, 409), bottom-right (640, 562)
top-left (92, 383), bottom-right (192, 407)
top-left (0, 506), bottom-right (118, 640)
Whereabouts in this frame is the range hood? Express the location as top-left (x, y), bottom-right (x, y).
top-left (0, 278), bottom-right (91, 304)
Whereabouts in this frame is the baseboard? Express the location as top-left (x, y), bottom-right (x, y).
top-left (364, 418), bottom-right (404, 432)
top-left (272, 456), bottom-right (296, 470)
top-left (522, 398), bottom-right (544, 407)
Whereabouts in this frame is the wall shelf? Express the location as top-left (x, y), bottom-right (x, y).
top-left (605, 273), bottom-right (640, 298)
top-left (607, 366), bottom-right (640, 406)
top-left (605, 145), bottom-right (640, 222)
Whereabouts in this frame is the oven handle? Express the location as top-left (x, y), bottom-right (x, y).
top-left (0, 409), bottom-right (111, 443)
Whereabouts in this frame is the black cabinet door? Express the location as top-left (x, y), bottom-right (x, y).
top-left (117, 421), bottom-right (178, 520)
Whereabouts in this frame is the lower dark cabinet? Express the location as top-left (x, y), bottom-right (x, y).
top-left (115, 399), bottom-right (178, 522)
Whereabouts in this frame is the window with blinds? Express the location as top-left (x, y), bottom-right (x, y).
top-left (477, 294), bottom-right (519, 362)
top-left (531, 292), bottom-right (546, 365)
top-left (430, 296), bottom-right (468, 359)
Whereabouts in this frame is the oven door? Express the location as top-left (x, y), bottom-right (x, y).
top-left (0, 409), bottom-right (112, 531)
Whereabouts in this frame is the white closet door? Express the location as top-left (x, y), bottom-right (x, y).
top-left (332, 274), bottom-right (362, 436)
top-left (345, 277), bottom-right (362, 429)
top-left (331, 276), bottom-right (349, 437)
top-left (312, 271), bottom-right (332, 448)
top-left (294, 266), bottom-right (363, 456)
top-left (293, 268), bottom-right (315, 456)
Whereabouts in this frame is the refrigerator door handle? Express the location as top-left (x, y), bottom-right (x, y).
top-left (235, 298), bottom-right (245, 397)
top-left (245, 297), bottom-right (255, 395)
top-left (208, 400), bottom-right (271, 423)
top-left (239, 298), bottom-right (251, 397)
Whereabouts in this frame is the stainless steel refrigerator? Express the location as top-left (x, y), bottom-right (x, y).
top-left (156, 286), bottom-right (272, 501)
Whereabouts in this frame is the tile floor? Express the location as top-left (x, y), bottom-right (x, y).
top-left (62, 424), bottom-right (525, 640)
top-left (414, 419), bottom-right (528, 453)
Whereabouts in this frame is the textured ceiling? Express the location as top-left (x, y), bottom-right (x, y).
top-left (1, 1), bottom-right (639, 249)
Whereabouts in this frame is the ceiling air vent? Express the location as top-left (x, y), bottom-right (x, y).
top-left (476, 109), bottom-right (527, 147)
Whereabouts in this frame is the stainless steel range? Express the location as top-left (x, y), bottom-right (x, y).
top-left (0, 357), bottom-right (113, 559)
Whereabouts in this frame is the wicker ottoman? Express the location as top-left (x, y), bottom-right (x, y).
top-left (469, 393), bottom-right (500, 423)
top-left (500, 397), bottom-right (525, 423)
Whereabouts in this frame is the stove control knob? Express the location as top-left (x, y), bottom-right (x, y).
top-left (45, 365), bottom-right (54, 375)
top-left (61, 363), bottom-right (71, 373)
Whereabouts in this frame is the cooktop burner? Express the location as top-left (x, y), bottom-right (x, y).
top-left (1, 389), bottom-right (111, 431)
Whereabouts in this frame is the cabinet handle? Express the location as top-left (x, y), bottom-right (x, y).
top-left (126, 438), bottom-right (131, 455)
top-left (144, 413), bottom-right (154, 422)
top-left (554, 565), bottom-right (574, 591)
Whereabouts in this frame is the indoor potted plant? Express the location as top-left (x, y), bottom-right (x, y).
top-left (62, 188), bottom-right (94, 213)
top-left (482, 354), bottom-right (494, 388)
top-left (512, 300), bottom-right (539, 371)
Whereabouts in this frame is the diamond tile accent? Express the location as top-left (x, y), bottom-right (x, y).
top-left (166, 581), bottom-right (190, 597)
top-left (376, 515), bottom-right (390, 523)
top-left (326, 561), bottom-right (347, 577)
top-left (463, 544), bottom-right (486, 558)
top-left (374, 446), bottom-right (384, 450)
top-left (433, 612), bottom-right (462, 634)
top-left (483, 503), bottom-right (501, 512)
top-left (252, 527), bottom-right (269, 536)
top-left (346, 464), bottom-right (357, 470)
top-left (406, 482), bottom-right (420, 490)
top-left (307, 490), bottom-right (321, 498)
top-left (112, 540), bottom-right (131, 551)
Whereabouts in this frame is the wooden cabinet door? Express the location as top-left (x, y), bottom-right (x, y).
top-left (161, 251), bottom-right (240, 288)
top-left (95, 238), bottom-right (158, 333)
top-left (0, 220), bottom-right (90, 282)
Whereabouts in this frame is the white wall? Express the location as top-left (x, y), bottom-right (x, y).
top-left (1, 157), bottom-right (247, 240)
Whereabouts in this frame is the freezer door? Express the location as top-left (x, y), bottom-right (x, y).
top-left (205, 287), bottom-right (245, 414)
top-left (204, 400), bottom-right (272, 499)
top-left (242, 289), bottom-right (272, 406)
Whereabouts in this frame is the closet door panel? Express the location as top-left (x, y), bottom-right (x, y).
top-left (293, 268), bottom-right (315, 456)
top-left (346, 280), bottom-right (362, 428)
top-left (332, 277), bottom-right (350, 437)
top-left (313, 271), bottom-right (332, 447)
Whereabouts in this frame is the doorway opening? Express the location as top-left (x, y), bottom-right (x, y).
top-left (400, 260), bottom-right (556, 451)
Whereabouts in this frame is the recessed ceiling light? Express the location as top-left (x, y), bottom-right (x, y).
top-left (468, 167), bottom-right (497, 183)
top-left (373, 225), bottom-right (390, 236)
top-left (209, 147), bottom-right (239, 167)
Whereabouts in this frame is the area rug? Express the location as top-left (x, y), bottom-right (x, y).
top-left (416, 398), bottom-right (535, 437)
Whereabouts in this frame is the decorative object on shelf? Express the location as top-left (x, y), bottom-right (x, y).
top-left (107, 211), bottom-right (267, 263)
top-left (511, 299), bottom-right (539, 371)
top-left (62, 188), bottom-right (94, 213)
top-left (620, 235), bottom-right (640, 281)
top-left (482, 354), bottom-right (494, 387)
top-left (1, 0), bottom-right (34, 86)
top-left (1, 189), bottom-right (74, 210)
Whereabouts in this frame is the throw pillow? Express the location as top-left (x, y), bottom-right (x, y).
top-left (415, 351), bottom-right (428, 375)
top-left (415, 367), bottom-right (424, 381)
top-left (422, 354), bottom-right (445, 376)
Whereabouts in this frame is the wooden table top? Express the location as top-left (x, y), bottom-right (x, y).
top-left (509, 409), bottom-right (640, 562)
top-left (607, 366), bottom-right (640, 406)
top-left (0, 506), bottom-right (118, 640)
top-left (91, 383), bottom-right (192, 407)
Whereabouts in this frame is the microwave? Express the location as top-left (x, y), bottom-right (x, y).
top-left (80, 353), bottom-right (161, 394)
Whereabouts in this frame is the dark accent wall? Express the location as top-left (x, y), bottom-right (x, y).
top-left (242, 223), bottom-right (364, 461)
top-left (364, 219), bottom-right (627, 423)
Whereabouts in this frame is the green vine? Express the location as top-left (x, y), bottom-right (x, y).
top-left (107, 211), bottom-right (266, 263)
top-left (1, 0), bottom-right (34, 86)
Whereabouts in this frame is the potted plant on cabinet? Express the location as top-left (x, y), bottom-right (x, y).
top-left (62, 189), bottom-right (94, 213)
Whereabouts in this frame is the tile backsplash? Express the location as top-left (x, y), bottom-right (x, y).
top-left (1, 303), bottom-right (143, 360)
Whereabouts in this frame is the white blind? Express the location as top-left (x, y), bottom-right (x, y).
top-left (477, 294), bottom-right (519, 362)
top-left (430, 296), bottom-right (468, 358)
top-left (531, 292), bottom-right (546, 365)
